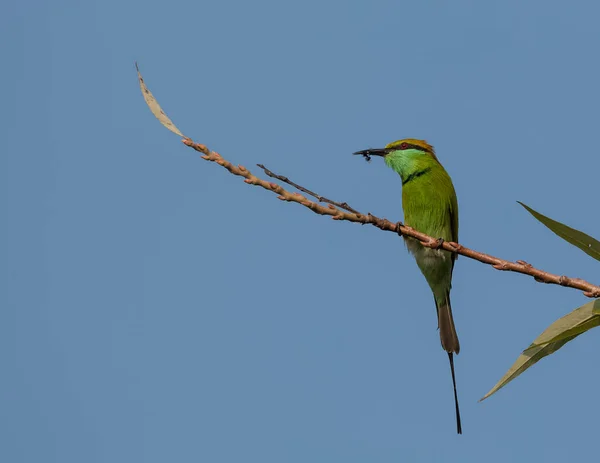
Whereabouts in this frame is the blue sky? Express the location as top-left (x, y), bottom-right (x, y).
top-left (3, 1), bottom-right (600, 461)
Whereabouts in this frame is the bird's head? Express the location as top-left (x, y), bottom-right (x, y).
top-left (353, 138), bottom-right (438, 163)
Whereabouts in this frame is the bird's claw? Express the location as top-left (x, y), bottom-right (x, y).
top-left (435, 238), bottom-right (445, 249)
top-left (395, 222), bottom-right (403, 237)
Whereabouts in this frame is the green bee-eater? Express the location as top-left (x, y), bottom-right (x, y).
top-left (354, 139), bottom-right (462, 434)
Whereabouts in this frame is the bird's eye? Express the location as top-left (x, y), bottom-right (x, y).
top-left (400, 142), bottom-right (409, 149)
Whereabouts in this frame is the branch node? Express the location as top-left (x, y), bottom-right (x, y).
top-left (418, 236), bottom-right (439, 249)
top-left (516, 260), bottom-right (533, 268)
top-left (447, 241), bottom-right (461, 252)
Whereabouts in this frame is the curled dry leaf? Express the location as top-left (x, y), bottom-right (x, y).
top-left (135, 62), bottom-right (185, 138)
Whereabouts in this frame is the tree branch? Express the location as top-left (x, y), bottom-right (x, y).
top-left (183, 138), bottom-right (600, 298)
top-left (256, 164), bottom-right (360, 214)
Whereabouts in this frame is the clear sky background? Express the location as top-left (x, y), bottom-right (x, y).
top-left (3, 1), bottom-right (600, 462)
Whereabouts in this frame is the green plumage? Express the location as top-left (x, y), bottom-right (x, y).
top-left (354, 139), bottom-right (462, 434)
top-left (384, 147), bottom-right (458, 315)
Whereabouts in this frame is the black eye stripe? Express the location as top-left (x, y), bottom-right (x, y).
top-left (387, 143), bottom-right (431, 153)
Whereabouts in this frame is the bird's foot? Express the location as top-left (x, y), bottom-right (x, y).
top-left (395, 221), bottom-right (404, 237)
top-left (435, 238), bottom-right (445, 249)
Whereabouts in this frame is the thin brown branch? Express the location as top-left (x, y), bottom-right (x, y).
top-left (183, 138), bottom-right (600, 299)
top-left (256, 164), bottom-right (360, 214)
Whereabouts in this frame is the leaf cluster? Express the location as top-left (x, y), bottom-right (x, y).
top-left (482, 204), bottom-right (600, 399)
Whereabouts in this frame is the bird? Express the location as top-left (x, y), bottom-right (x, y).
top-left (354, 138), bottom-right (462, 434)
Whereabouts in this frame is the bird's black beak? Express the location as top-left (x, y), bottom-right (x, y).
top-left (353, 148), bottom-right (388, 157)
top-left (353, 148), bottom-right (388, 162)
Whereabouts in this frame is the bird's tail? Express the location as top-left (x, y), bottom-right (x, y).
top-left (437, 295), bottom-right (462, 434)
top-left (447, 352), bottom-right (462, 434)
top-left (437, 296), bottom-right (460, 354)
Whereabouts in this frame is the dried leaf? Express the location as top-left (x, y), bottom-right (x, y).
top-left (136, 62), bottom-right (185, 137)
top-left (518, 202), bottom-right (600, 262)
top-left (480, 299), bottom-right (600, 401)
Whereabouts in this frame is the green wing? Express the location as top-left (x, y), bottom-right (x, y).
top-left (449, 188), bottom-right (459, 270)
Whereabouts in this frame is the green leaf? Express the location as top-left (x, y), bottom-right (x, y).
top-left (523, 299), bottom-right (600, 351)
top-left (518, 202), bottom-right (600, 262)
top-left (480, 299), bottom-right (600, 401)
